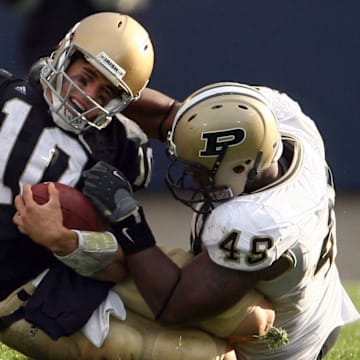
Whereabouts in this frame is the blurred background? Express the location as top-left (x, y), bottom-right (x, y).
top-left (0, 0), bottom-right (359, 279)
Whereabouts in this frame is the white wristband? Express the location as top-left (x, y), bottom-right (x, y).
top-left (54, 231), bottom-right (118, 277)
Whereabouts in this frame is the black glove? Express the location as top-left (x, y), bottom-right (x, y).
top-left (83, 161), bottom-right (155, 254)
top-left (82, 161), bottom-right (138, 223)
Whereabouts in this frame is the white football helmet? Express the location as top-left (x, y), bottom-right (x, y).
top-left (40, 12), bottom-right (154, 134)
top-left (166, 82), bottom-right (282, 210)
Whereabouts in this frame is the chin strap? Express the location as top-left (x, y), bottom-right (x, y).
top-left (247, 150), bottom-right (263, 182)
top-left (210, 144), bottom-right (228, 183)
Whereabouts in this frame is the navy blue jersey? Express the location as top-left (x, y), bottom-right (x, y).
top-left (0, 71), bottom-right (152, 300)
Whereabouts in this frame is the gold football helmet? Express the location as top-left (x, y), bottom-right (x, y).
top-left (166, 82), bottom-right (282, 210)
top-left (40, 12), bottom-right (154, 133)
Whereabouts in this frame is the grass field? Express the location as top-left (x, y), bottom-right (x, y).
top-left (0, 282), bottom-right (359, 360)
top-left (326, 281), bottom-right (360, 360)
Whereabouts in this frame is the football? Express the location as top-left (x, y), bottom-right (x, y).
top-left (31, 182), bottom-right (100, 231)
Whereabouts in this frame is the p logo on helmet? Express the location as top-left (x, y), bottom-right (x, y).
top-left (199, 128), bottom-right (246, 157)
top-left (166, 82), bottom-right (282, 206)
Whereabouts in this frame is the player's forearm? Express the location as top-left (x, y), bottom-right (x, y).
top-left (53, 230), bottom-right (120, 278)
top-left (92, 249), bottom-right (128, 283)
top-left (126, 246), bottom-right (182, 318)
top-left (51, 229), bottom-right (127, 282)
top-left (124, 88), bottom-right (181, 140)
top-left (35, 227), bottom-right (78, 255)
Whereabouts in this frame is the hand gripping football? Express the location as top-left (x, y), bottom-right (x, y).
top-left (31, 182), bottom-right (100, 231)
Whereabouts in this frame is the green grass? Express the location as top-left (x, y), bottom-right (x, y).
top-left (0, 282), bottom-right (359, 359)
top-left (325, 281), bottom-right (360, 360)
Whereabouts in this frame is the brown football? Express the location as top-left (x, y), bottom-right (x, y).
top-left (31, 182), bottom-right (100, 231)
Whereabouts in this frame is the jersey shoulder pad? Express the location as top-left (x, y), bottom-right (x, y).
top-left (203, 198), bottom-right (298, 271)
top-left (115, 112), bottom-right (149, 145)
top-left (115, 113), bottom-right (152, 190)
top-left (257, 86), bottom-right (303, 123)
top-left (0, 68), bottom-right (14, 88)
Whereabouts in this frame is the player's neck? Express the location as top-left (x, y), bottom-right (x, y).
top-left (245, 161), bottom-right (284, 192)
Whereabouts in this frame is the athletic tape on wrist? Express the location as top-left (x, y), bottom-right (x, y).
top-left (54, 231), bottom-right (118, 276)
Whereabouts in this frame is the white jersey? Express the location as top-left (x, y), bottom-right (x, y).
top-left (195, 87), bottom-right (360, 359)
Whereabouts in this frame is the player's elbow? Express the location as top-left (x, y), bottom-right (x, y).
top-left (251, 302), bottom-right (275, 337)
top-left (233, 299), bottom-right (275, 338)
top-left (155, 310), bottom-right (185, 326)
top-left (155, 301), bottom-right (194, 326)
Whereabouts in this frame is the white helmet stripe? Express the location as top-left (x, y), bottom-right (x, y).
top-left (173, 84), bottom-right (271, 125)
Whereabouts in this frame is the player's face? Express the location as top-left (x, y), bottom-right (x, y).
top-left (166, 157), bottom-right (233, 211)
top-left (186, 165), bottom-right (212, 189)
top-left (62, 58), bottom-right (118, 120)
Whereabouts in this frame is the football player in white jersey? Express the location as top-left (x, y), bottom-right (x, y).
top-left (76, 82), bottom-right (360, 359)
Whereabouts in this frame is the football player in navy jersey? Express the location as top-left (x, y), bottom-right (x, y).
top-left (0, 10), bottom-right (213, 360)
top-left (0, 11), bottom-right (265, 360)
top-left (0, 11), bottom-right (160, 302)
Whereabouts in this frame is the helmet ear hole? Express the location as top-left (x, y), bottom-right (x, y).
top-left (233, 165), bottom-right (246, 174)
